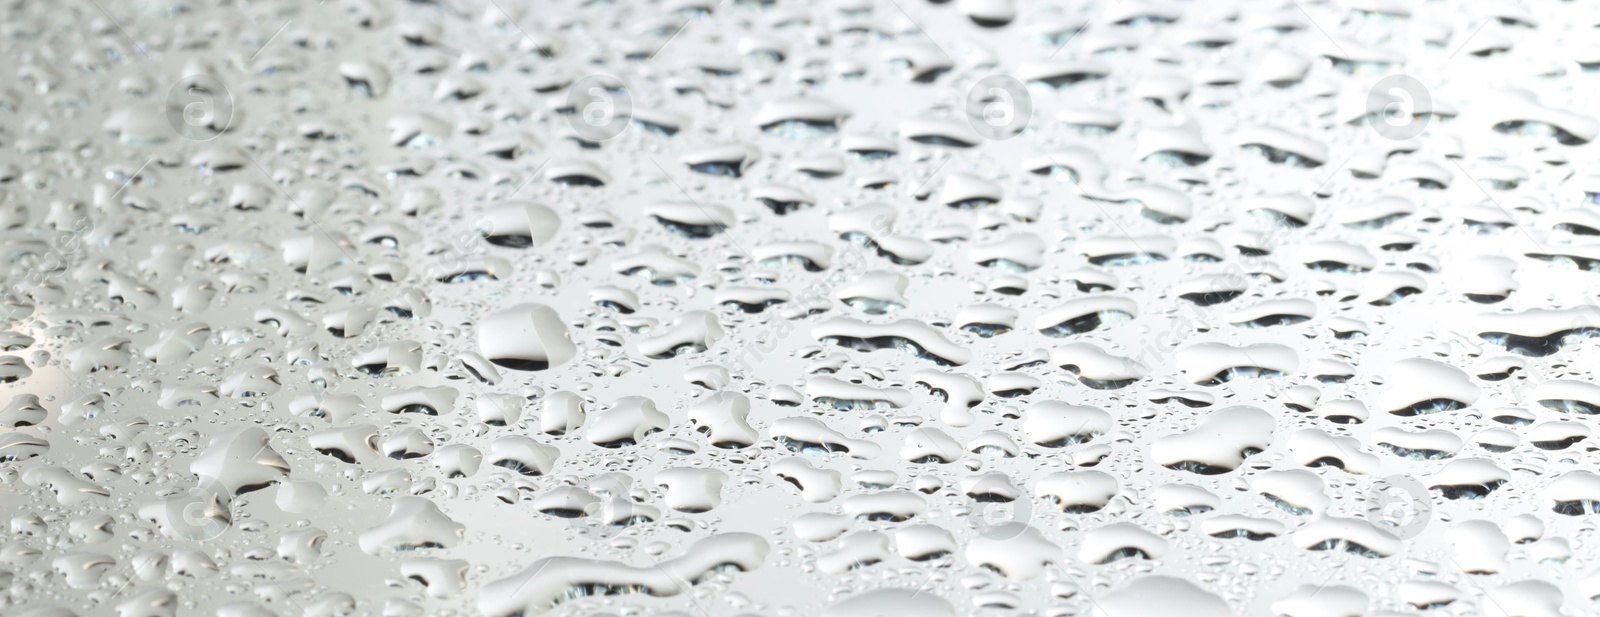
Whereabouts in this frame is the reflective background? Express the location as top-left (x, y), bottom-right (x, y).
top-left (2, 0), bottom-right (1599, 615)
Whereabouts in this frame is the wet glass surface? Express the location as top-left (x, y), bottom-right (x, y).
top-left (3, 0), bottom-right (1600, 615)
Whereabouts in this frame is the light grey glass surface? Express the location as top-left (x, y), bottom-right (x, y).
top-left (1, 0), bottom-right (1598, 616)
